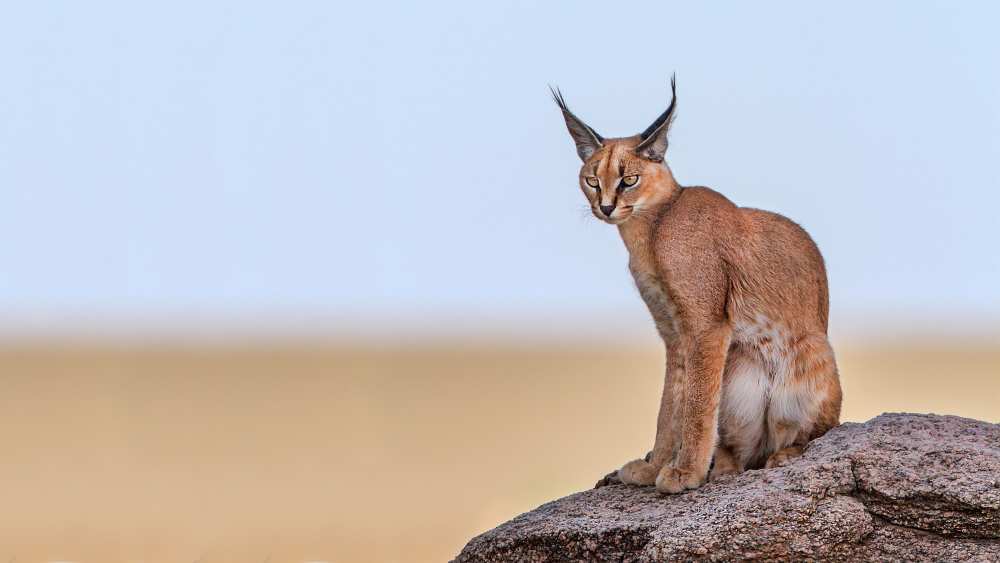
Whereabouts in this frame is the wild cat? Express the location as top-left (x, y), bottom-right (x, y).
top-left (552, 77), bottom-right (842, 494)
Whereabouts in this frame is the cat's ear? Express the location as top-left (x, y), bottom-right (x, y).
top-left (634, 74), bottom-right (677, 163)
top-left (550, 86), bottom-right (603, 161)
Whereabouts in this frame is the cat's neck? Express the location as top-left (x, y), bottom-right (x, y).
top-left (617, 175), bottom-right (682, 261)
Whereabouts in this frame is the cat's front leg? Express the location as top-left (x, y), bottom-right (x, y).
top-left (656, 325), bottom-right (729, 494)
top-left (619, 340), bottom-right (685, 486)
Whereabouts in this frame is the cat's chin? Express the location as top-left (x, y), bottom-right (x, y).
top-left (598, 213), bottom-right (633, 225)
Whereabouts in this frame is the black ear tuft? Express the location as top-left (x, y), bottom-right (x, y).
top-left (634, 74), bottom-right (677, 162)
top-left (550, 85), bottom-right (604, 161)
top-left (639, 74), bottom-right (677, 141)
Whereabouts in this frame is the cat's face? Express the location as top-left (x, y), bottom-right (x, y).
top-left (577, 138), bottom-right (672, 225)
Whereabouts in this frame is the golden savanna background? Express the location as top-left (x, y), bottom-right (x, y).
top-left (3, 1), bottom-right (999, 562)
top-left (0, 331), bottom-right (997, 562)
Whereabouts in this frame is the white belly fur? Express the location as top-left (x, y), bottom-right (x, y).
top-left (719, 314), bottom-right (824, 468)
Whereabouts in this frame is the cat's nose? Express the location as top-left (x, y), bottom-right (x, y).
top-left (600, 204), bottom-right (616, 217)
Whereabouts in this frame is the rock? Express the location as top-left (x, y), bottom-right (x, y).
top-left (454, 413), bottom-right (1000, 562)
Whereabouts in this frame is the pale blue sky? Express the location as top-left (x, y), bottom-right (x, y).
top-left (1, 2), bottom-right (998, 331)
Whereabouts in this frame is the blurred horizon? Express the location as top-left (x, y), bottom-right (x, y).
top-left (1, 308), bottom-right (998, 344)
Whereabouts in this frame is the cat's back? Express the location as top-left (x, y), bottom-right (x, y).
top-left (655, 186), bottom-right (830, 331)
top-left (731, 205), bottom-right (830, 332)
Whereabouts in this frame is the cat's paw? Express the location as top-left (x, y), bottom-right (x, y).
top-left (709, 446), bottom-right (740, 481)
top-left (655, 464), bottom-right (707, 494)
top-left (618, 458), bottom-right (658, 486)
top-left (765, 445), bottom-right (804, 469)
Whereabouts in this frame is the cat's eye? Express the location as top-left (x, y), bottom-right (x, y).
top-left (622, 175), bottom-right (639, 187)
top-left (585, 177), bottom-right (600, 188)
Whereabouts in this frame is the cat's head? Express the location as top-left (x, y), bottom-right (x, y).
top-left (552, 76), bottom-right (678, 225)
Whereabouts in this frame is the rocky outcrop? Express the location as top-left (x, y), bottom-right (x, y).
top-left (454, 413), bottom-right (999, 562)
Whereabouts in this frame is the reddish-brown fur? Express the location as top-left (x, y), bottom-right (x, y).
top-left (554, 83), bottom-right (842, 493)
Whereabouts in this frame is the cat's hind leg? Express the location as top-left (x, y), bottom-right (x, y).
top-left (765, 333), bottom-right (842, 467)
